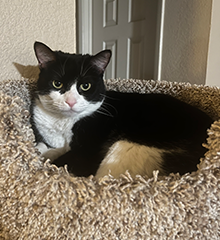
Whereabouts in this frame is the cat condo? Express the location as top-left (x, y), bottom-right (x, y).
top-left (0, 77), bottom-right (219, 239)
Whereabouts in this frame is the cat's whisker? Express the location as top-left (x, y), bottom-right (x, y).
top-left (56, 57), bottom-right (65, 77)
top-left (53, 69), bottom-right (63, 78)
top-left (97, 109), bottom-right (114, 118)
top-left (97, 105), bottom-right (114, 118)
top-left (100, 93), bottom-right (116, 100)
top-left (80, 57), bottom-right (86, 76)
top-left (81, 64), bottom-right (94, 77)
top-left (62, 55), bottom-right (70, 76)
top-left (101, 101), bottom-right (118, 115)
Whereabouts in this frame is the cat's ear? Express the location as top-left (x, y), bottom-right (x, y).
top-left (34, 42), bottom-right (56, 69)
top-left (91, 50), bottom-right (112, 74)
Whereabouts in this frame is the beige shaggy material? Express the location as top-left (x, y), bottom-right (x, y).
top-left (0, 78), bottom-right (219, 239)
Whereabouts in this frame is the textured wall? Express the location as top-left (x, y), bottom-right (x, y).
top-left (206, 0), bottom-right (220, 87)
top-left (160, 0), bottom-right (212, 85)
top-left (0, 0), bottom-right (76, 81)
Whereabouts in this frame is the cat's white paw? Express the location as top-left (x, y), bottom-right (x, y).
top-left (42, 148), bottom-right (61, 161)
top-left (36, 142), bottom-right (49, 154)
top-left (42, 144), bottom-right (71, 161)
top-left (36, 141), bottom-right (70, 161)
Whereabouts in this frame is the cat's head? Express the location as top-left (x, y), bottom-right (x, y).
top-left (34, 41), bottom-right (111, 118)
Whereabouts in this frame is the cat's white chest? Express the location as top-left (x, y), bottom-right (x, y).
top-left (32, 84), bottom-right (103, 160)
top-left (33, 103), bottom-right (75, 148)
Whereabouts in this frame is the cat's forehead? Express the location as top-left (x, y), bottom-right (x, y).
top-left (56, 51), bottom-right (91, 66)
top-left (52, 52), bottom-right (100, 82)
top-left (45, 52), bottom-right (97, 85)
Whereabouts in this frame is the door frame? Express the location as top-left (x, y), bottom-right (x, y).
top-left (76, 0), bottom-right (93, 54)
top-left (77, 0), bottom-right (211, 84)
top-left (77, 0), bottom-right (163, 79)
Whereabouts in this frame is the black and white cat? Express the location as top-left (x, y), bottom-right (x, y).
top-left (31, 41), bottom-right (213, 178)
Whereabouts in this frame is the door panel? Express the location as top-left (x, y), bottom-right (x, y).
top-left (93, 0), bottom-right (158, 80)
top-left (103, 40), bottom-right (117, 79)
top-left (78, 0), bottom-right (211, 84)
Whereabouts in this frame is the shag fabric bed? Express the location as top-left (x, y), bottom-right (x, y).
top-left (0, 77), bottom-right (220, 240)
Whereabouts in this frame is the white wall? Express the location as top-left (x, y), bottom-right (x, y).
top-left (206, 0), bottom-right (220, 87)
top-left (0, 0), bottom-right (76, 81)
top-left (155, 0), bottom-right (212, 85)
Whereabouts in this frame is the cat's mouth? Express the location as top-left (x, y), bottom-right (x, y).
top-left (61, 107), bottom-right (80, 114)
top-left (61, 106), bottom-right (86, 116)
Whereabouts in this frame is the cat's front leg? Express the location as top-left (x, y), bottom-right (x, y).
top-left (36, 142), bottom-right (49, 155)
top-left (41, 144), bottom-right (71, 161)
top-left (35, 142), bottom-right (70, 161)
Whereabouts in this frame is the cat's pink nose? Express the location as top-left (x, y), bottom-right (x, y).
top-left (65, 99), bottom-right (76, 108)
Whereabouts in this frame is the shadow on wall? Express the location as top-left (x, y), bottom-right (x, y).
top-left (13, 63), bottom-right (39, 79)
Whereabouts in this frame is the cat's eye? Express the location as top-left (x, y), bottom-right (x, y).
top-left (80, 83), bottom-right (91, 91)
top-left (52, 80), bottom-right (63, 89)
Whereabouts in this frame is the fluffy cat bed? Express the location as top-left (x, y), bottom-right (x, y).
top-left (0, 77), bottom-right (220, 239)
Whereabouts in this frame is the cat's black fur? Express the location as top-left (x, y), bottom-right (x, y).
top-left (32, 42), bottom-right (213, 177)
top-left (54, 91), bottom-right (213, 176)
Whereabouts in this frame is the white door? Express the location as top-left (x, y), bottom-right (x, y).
top-left (77, 0), bottom-right (211, 84)
top-left (78, 0), bottom-right (159, 80)
top-left (92, 0), bottom-right (158, 80)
